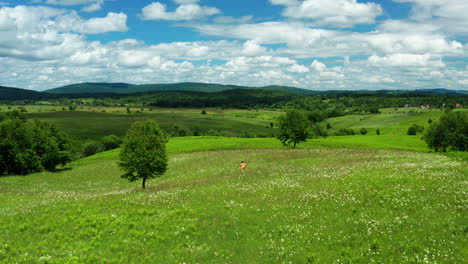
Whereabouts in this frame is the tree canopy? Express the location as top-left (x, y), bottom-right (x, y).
top-left (277, 110), bottom-right (310, 148)
top-left (119, 120), bottom-right (168, 189)
top-left (422, 111), bottom-right (467, 152)
top-left (0, 111), bottom-right (72, 176)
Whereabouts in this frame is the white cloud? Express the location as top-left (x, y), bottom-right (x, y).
top-left (368, 54), bottom-right (445, 67)
top-left (311, 60), bottom-right (326, 72)
top-left (0, 2), bottom-right (467, 91)
top-left (82, 0), bottom-right (103, 12)
top-left (270, 0), bottom-right (382, 28)
top-left (141, 2), bottom-right (220, 21)
top-left (393, 0), bottom-right (468, 35)
top-left (57, 12), bottom-right (128, 34)
top-left (288, 64), bottom-right (309, 73)
top-left (213, 15), bottom-right (252, 24)
top-left (242, 40), bottom-right (266, 56)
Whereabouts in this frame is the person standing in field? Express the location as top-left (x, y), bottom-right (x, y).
top-left (240, 161), bottom-right (246, 172)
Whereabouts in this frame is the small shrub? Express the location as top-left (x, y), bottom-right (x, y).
top-left (201, 110), bottom-right (207, 115)
top-left (407, 124), bottom-right (424, 135)
top-left (334, 128), bottom-right (356, 136)
top-left (376, 129), bottom-right (380, 135)
top-left (360, 128), bottom-right (368, 135)
top-left (101, 135), bottom-right (123, 151)
top-left (82, 142), bottom-right (105, 157)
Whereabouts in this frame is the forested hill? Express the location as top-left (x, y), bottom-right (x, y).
top-left (45, 82), bottom-right (318, 95)
top-left (0, 86), bottom-right (47, 100)
top-left (44, 82), bottom-right (468, 96)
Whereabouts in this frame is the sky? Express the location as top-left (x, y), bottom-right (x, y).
top-left (0, 0), bottom-right (467, 91)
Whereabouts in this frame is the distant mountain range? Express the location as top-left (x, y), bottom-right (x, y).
top-left (44, 82), bottom-right (320, 95)
top-left (0, 82), bottom-right (467, 101)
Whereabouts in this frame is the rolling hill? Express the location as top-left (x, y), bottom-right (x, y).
top-left (44, 82), bottom-right (318, 95)
top-left (0, 86), bottom-right (48, 100)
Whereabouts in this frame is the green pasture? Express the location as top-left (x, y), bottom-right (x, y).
top-left (1, 137), bottom-right (466, 263)
top-left (325, 109), bottom-right (446, 135)
top-left (23, 110), bottom-right (279, 140)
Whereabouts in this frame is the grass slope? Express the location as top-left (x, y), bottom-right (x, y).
top-left (0, 139), bottom-right (466, 263)
top-left (325, 109), bottom-right (447, 135)
top-left (25, 111), bottom-right (279, 140)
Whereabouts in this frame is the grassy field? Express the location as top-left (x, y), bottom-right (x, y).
top-left (324, 108), bottom-right (451, 135)
top-left (22, 110), bottom-right (279, 140)
top-left (1, 137), bottom-right (466, 263)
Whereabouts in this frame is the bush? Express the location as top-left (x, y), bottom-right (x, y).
top-left (407, 124), bottom-right (424, 135)
top-left (82, 142), bottom-right (105, 157)
top-left (201, 110), bottom-right (207, 115)
top-left (101, 135), bottom-right (123, 151)
top-left (334, 128), bottom-right (356, 136)
top-left (360, 128), bottom-right (368, 135)
top-left (376, 129), bottom-right (380, 135)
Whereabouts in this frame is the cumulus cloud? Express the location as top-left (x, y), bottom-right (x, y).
top-left (213, 15), bottom-right (253, 24)
top-left (44, 0), bottom-right (105, 12)
top-left (368, 54), bottom-right (445, 67)
top-left (0, 5), bottom-right (128, 61)
top-left (270, 0), bottom-right (382, 28)
top-left (288, 64), bottom-right (309, 73)
top-left (141, 1), bottom-right (220, 21)
top-left (393, 0), bottom-right (468, 35)
top-left (311, 60), bottom-right (326, 72)
top-left (189, 21), bottom-right (465, 58)
top-left (0, 2), bottom-right (467, 91)
top-left (242, 40), bottom-right (267, 56)
top-left (56, 12), bottom-right (128, 34)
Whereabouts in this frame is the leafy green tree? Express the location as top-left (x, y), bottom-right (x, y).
top-left (422, 111), bottom-right (467, 152)
top-left (119, 120), bottom-right (168, 189)
top-left (277, 110), bottom-right (310, 148)
top-left (360, 128), bottom-right (368, 135)
top-left (0, 112), bottom-right (71, 176)
top-left (376, 129), bottom-right (380, 135)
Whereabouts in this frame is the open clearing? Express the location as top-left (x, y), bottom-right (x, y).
top-left (0, 138), bottom-right (466, 263)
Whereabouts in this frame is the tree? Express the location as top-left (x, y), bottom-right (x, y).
top-left (0, 111), bottom-right (72, 176)
top-left (276, 110), bottom-right (310, 148)
top-left (119, 120), bottom-right (168, 189)
top-left (422, 111), bottom-right (467, 152)
top-left (360, 128), bottom-right (368, 135)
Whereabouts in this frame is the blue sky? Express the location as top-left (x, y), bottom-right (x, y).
top-left (0, 0), bottom-right (467, 91)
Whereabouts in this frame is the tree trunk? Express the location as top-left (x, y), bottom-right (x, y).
top-left (293, 141), bottom-right (297, 148)
top-left (142, 177), bottom-right (147, 189)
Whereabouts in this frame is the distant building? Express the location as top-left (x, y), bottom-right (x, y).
top-left (404, 104), bottom-right (412, 108)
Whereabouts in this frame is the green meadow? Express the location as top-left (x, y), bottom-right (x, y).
top-left (1, 136), bottom-right (467, 263)
top-left (325, 108), bottom-right (446, 135)
top-left (1, 106), bottom-right (467, 263)
top-left (21, 109), bottom-right (280, 140)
